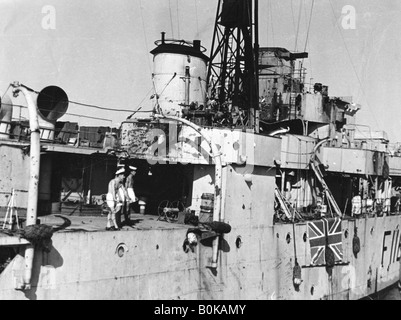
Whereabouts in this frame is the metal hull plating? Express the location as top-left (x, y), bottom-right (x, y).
top-left (0, 214), bottom-right (399, 300)
top-left (0, 6), bottom-right (400, 298)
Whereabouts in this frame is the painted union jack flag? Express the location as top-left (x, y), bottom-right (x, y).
top-left (308, 218), bottom-right (343, 265)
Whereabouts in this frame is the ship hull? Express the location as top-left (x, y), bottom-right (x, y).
top-left (0, 214), bottom-right (399, 300)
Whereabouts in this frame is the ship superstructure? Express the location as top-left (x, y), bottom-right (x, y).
top-left (0, 0), bottom-right (399, 300)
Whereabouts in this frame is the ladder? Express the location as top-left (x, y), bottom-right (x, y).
top-left (2, 189), bottom-right (20, 230)
top-left (275, 188), bottom-right (303, 221)
top-left (310, 146), bottom-right (343, 218)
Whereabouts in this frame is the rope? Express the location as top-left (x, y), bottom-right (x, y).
top-left (18, 224), bottom-right (53, 252)
top-left (294, 0), bottom-right (303, 51)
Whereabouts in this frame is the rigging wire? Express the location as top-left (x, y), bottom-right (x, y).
top-left (62, 100), bottom-right (144, 113)
top-left (151, 73), bottom-right (177, 114)
top-left (3, 103), bottom-right (114, 122)
top-left (294, 0), bottom-right (303, 52)
top-left (194, 0), bottom-right (200, 37)
top-left (1, 85), bottom-right (11, 100)
top-left (301, 0), bottom-right (315, 86)
top-left (303, 0), bottom-right (315, 53)
top-left (327, 0), bottom-right (380, 128)
top-left (268, 0), bottom-right (275, 46)
top-left (266, 0), bottom-right (269, 46)
top-left (138, 0), bottom-right (152, 75)
top-left (176, 0), bottom-right (181, 39)
top-left (168, 0), bottom-right (175, 38)
top-left (126, 86), bottom-right (155, 119)
top-left (9, 84), bottom-right (155, 117)
top-left (290, 0), bottom-right (297, 35)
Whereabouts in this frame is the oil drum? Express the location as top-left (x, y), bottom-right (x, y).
top-left (199, 193), bottom-right (214, 223)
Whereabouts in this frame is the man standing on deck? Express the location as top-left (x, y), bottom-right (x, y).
top-left (124, 166), bottom-right (138, 219)
top-left (105, 168), bottom-right (125, 231)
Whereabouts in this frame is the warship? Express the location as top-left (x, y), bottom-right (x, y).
top-left (0, 0), bottom-right (400, 300)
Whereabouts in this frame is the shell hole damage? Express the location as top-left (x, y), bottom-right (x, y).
top-left (235, 236), bottom-right (242, 249)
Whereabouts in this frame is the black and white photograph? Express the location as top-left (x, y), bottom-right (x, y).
top-left (0, 0), bottom-right (400, 304)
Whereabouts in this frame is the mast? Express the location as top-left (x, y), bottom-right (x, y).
top-left (207, 0), bottom-right (259, 130)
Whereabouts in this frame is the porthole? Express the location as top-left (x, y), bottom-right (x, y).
top-left (115, 243), bottom-right (128, 258)
top-left (236, 236), bottom-right (243, 249)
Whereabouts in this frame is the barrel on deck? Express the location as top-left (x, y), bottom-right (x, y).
top-left (199, 193), bottom-right (214, 223)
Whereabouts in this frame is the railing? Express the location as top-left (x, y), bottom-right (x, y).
top-left (0, 119), bottom-right (116, 149)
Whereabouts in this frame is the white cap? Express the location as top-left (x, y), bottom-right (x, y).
top-left (187, 233), bottom-right (198, 245)
top-left (129, 166), bottom-right (137, 171)
top-left (115, 168), bottom-right (125, 175)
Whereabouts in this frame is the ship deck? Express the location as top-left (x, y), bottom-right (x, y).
top-left (0, 213), bottom-right (190, 246)
top-left (39, 213), bottom-right (189, 233)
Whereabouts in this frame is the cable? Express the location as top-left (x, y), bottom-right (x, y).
top-left (20, 83), bottom-right (154, 115)
top-left (4, 103), bottom-right (113, 122)
top-left (294, 0), bottom-right (303, 52)
top-left (176, 0), bottom-right (181, 39)
top-left (65, 100), bottom-right (137, 113)
top-left (299, 0), bottom-right (315, 86)
top-left (290, 0), bottom-right (297, 35)
top-left (194, 0), bottom-right (200, 37)
top-left (268, 0), bottom-right (275, 46)
top-left (138, 0), bottom-right (152, 75)
top-left (1, 85), bottom-right (11, 100)
top-left (4, 102), bottom-right (154, 123)
top-left (168, 0), bottom-right (175, 38)
top-left (126, 86), bottom-right (155, 119)
top-left (303, 0), bottom-right (315, 53)
top-left (157, 73), bottom-right (177, 97)
top-left (327, 0), bottom-right (379, 129)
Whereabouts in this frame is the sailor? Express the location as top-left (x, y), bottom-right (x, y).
top-left (351, 193), bottom-right (362, 217)
top-left (316, 195), bottom-right (327, 218)
top-left (124, 166), bottom-right (138, 219)
top-left (105, 168), bottom-right (126, 231)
